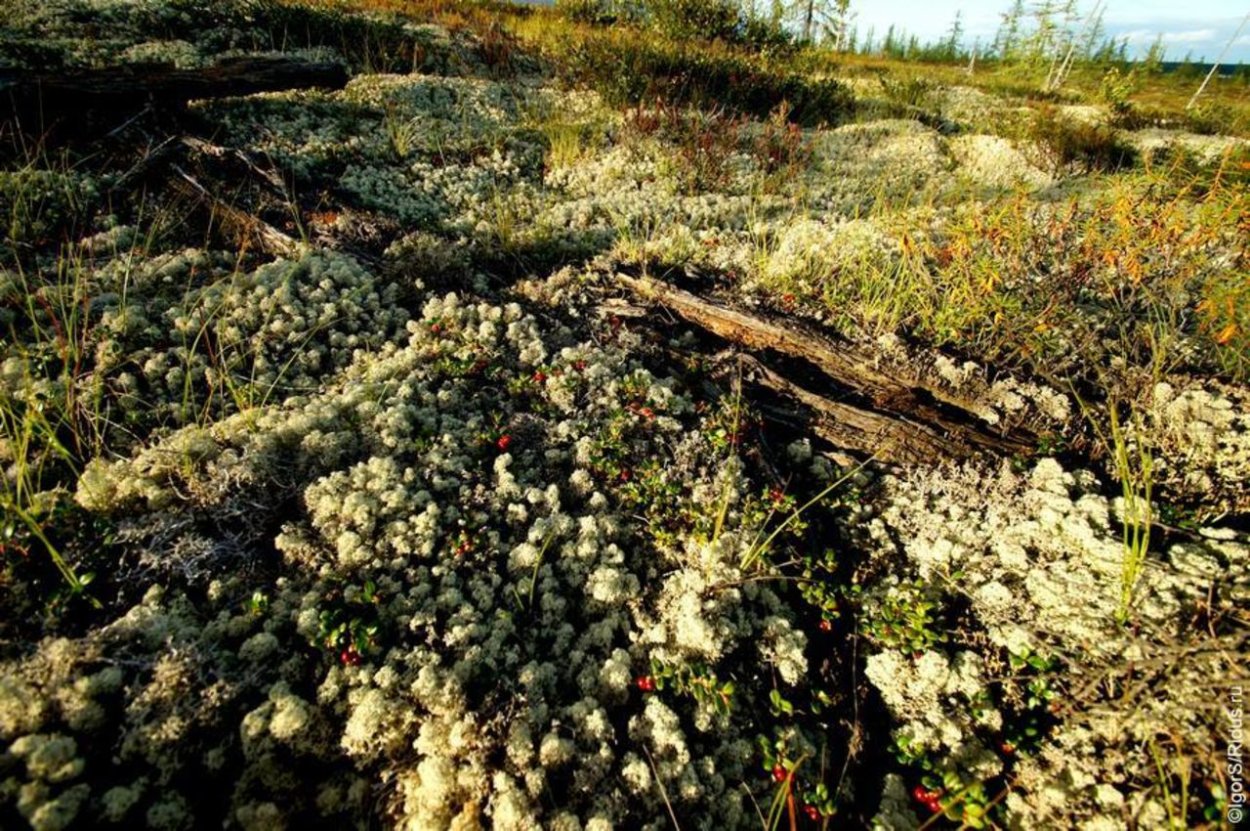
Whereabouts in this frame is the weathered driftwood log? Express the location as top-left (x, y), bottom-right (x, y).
top-left (617, 272), bottom-right (1035, 462)
top-left (0, 57), bottom-right (348, 128)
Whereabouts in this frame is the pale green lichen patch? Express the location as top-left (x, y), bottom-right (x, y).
top-left (857, 457), bottom-right (1247, 828)
top-left (1, 1), bottom-right (1247, 828)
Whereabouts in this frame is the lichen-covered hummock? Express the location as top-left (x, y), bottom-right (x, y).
top-left (2, 2), bottom-right (1247, 827)
top-left (4, 289), bottom-right (821, 828)
top-left (858, 457), bottom-right (1248, 829)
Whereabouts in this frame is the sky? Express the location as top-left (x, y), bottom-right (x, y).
top-left (848, 0), bottom-right (1250, 63)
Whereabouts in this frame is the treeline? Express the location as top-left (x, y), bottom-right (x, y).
top-left (555, 0), bottom-right (852, 51)
top-left (554, 0), bottom-right (1247, 79)
top-left (859, 0), bottom-right (1129, 66)
top-left (854, 2), bottom-right (1249, 85)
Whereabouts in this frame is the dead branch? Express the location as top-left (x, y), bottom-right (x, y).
top-left (171, 165), bottom-right (301, 259)
top-left (179, 136), bottom-right (289, 194)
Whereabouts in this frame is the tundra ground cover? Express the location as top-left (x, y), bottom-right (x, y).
top-left (0, 1), bottom-right (1247, 829)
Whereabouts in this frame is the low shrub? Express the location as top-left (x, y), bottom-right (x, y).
top-left (644, 0), bottom-right (742, 42)
top-left (1097, 66), bottom-right (1139, 116)
top-left (1108, 103), bottom-right (1174, 132)
top-left (620, 97), bottom-right (811, 194)
top-left (738, 14), bottom-right (799, 55)
top-left (877, 73), bottom-right (939, 110)
top-left (1184, 101), bottom-right (1246, 136)
top-left (556, 0), bottom-right (626, 24)
top-left (1198, 266), bottom-right (1250, 382)
top-left (753, 101), bottom-right (812, 178)
top-left (555, 29), bottom-right (854, 126)
top-left (624, 102), bottom-right (743, 192)
top-left (1027, 106), bottom-right (1137, 174)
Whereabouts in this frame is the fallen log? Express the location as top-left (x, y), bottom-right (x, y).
top-left (735, 354), bottom-right (968, 465)
top-left (1, 56), bottom-right (348, 130)
top-left (171, 165), bottom-right (302, 259)
top-left (619, 272), bottom-right (956, 410)
top-left (617, 272), bottom-right (1036, 461)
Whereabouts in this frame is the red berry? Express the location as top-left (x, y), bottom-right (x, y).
top-left (619, 469), bottom-right (631, 482)
top-left (339, 648), bottom-right (361, 667)
top-left (911, 785), bottom-right (937, 804)
top-left (430, 323), bottom-right (442, 334)
top-left (911, 786), bottom-right (943, 813)
top-left (496, 435), bottom-right (512, 451)
top-left (1000, 741), bottom-right (1015, 755)
top-left (532, 371), bottom-right (547, 384)
top-left (770, 488), bottom-right (784, 504)
top-left (635, 676), bottom-right (655, 692)
top-left (772, 764), bottom-right (787, 783)
top-left (819, 619), bottom-right (833, 632)
top-left (574, 360), bottom-right (587, 371)
top-left (804, 804), bottom-right (821, 821)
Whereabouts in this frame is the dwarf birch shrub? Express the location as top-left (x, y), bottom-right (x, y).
top-left (645, 0), bottom-right (742, 41)
top-left (547, 26), bottom-right (854, 126)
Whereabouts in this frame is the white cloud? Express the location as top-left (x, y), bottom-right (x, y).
top-left (1120, 28), bottom-right (1216, 44)
top-left (1161, 29), bottom-right (1218, 44)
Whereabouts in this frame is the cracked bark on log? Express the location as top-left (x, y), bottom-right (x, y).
top-left (734, 354), bottom-right (969, 465)
top-left (617, 272), bottom-right (1035, 464)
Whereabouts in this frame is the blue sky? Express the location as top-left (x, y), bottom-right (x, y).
top-left (849, 1), bottom-right (1250, 63)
